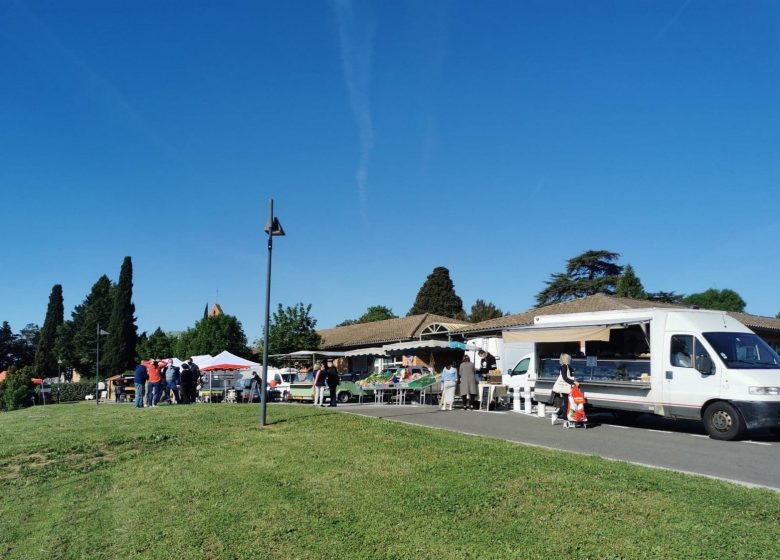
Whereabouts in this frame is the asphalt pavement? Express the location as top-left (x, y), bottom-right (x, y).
top-left (334, 402), bottom-right (780, 492)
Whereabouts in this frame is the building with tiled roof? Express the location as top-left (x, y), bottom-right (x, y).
top-left (315, 294), bottom-right (780, 352)
top-left (319, 313), bottom-right (470, 351)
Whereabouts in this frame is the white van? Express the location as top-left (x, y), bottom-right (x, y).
top-left (504, 308), bottom-right (780, 440)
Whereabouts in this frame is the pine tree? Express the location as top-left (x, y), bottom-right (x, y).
top-left (535, 250), bottom-right (623, 306)
top-left (34, 284), bottom-right (64, 377)
top-left (408, 267), bottom-right (464, 318)
top-left (104, 257), bottom-right (138, 375)
top-left (614, 265), bottom-right (646, 299)
top-left (61, 275), bottom-right (114, 379)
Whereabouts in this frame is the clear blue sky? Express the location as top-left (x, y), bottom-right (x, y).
top-left (2, 1), bottom-right (779, 343)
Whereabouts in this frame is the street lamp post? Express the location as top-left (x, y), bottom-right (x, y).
top-left (260, 198), bottom-right (285, 427)
top-left (96, 325), bottom-right (108, 405)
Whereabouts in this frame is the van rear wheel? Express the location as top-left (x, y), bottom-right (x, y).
top-left (703, 402), bottom-right (744, 441)
top-left (338, 391), bottom-right (351, 403)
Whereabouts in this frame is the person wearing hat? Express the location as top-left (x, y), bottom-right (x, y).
top-left (326, 360), bottom-right (340, 407)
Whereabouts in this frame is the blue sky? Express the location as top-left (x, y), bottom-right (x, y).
top-left (1, 0), bottom-right (779, 342)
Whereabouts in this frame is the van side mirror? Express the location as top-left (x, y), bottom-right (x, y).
top-left (695, 355), bottom-right (714, 375)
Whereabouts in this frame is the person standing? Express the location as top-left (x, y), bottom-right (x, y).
top-left (477, 350), bottom-right (497, 381)
top-left (552, 353), bottom-right (577, 425)
top-left (458, 355), bottom-right (478, 410)
top-left (133, 361), bottom-right (148, 409)
top-left (163, 361), bottom-right (181, 404)
top-left (313, 362), bottom-right (326, 407)
top-left (179, 362), bottom-right (193, 404)
top-left (186, 358), bottom-right (201, 403)
top-left (440, 362), bottom-right (458, 411)
top-left (145, 359), bottom-right (162, 407)
top-left (326, 360), bottom-right (340, 407)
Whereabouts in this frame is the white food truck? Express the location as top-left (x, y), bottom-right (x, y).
top-left (504, 308), bottom-right (780, 440)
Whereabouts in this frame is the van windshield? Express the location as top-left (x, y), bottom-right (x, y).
top-left (703, 332), bottom-right (780, 369)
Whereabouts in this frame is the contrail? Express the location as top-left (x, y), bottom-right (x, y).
top-left (655, 0), bottom-right (692, 41)
top-left (331, 0), bottom-right (374, 221)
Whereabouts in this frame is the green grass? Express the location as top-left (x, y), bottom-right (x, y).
top-left (1, 403), bottom-right (778, 560)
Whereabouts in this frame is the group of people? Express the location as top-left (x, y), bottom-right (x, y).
top-left (439, 350), bottom-right (498, 411)
top-left (133, 357), bottom-right (201, 408)
top-left (437, 350), bottom-right (584, 424)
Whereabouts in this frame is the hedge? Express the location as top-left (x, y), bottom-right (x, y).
top-left (50, 382), bottom-right (96, 403)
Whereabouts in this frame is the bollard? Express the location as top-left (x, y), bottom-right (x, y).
top-left (537, 402), bottom-right (546, 417)
top-left (513, 387), bottom-right (522, 412)
top-left (523, 387), bottom-right (533, 414)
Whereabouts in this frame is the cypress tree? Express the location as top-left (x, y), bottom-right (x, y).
top-left (408, 267), bottom-right (464, 318)
top-left (105, 257), bottom-right (138, 376)
top-left (34, 284), bottom-right (64, 377)
top-left (614, 265), bottom-right (646, 299)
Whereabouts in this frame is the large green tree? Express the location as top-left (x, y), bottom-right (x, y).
top-left (535, 250), bottom-right (623, 307)
top-left (264, 303), bottom-right (321, 363)
top-left (14, 324), bottom-right (39, 368)
top-left (358, 305), bottom-right (397, 323)
top-left (645, 291), bottom-right (685, 304)
top-left (468, 299), bottom-right (505, 323)
top-left (408, 266), bottom-right (464, 318)
top-left (0, 322), bottom-right (17, 371)
top-left (104, 257), bottom-right (138, 375)
top-left (614, 265), bottom-right (646, 299)
top-left (176, 314), bottom-right (250, 359)
top-left (338, 305), bottom-right (398, 326)
top-left (58, 275), bottom-right (115, 379)
top-left (34, 284), bottom-right (64, 377)
top-left (1, 323), bottom-right (39, 370)
top-left (683, 289), bottom-right (746, 312)
top-left (137, 328), bottom-right (176, 360)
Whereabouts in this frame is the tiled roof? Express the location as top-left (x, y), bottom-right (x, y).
top-left (454, 293), bottom-right (780, 334)
top-left (319, 314), bottom-right (471, 350)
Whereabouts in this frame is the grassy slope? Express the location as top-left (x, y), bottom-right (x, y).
top-left (0, 403), bottom-right (778, 560)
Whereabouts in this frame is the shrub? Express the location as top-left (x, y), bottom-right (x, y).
top-left (0, 365), bottom-right (35, 411)
top-left (51, 382), bottom-right (96, 403)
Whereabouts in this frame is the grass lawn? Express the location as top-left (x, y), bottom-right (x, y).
top-left (1, 403), bottom-right (778, 560)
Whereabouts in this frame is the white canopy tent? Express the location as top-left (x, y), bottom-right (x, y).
top-left (199, 351), bottom-right (260, 371)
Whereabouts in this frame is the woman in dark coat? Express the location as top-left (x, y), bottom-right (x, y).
top-left (457, 354), bottom-right (478, 410)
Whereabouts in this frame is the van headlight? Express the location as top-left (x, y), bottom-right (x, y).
top-left (749, 386), bottom-right (780, 395)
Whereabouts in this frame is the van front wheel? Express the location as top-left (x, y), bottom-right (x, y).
top-left (703, 402), bottom-right (744, 441)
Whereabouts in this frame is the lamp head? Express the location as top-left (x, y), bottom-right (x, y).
top-left (265, 217), bottom-right (285, 236)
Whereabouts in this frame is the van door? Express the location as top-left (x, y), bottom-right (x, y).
top-left (663, 333), bottom-right (720, 419)
top-left (504, 357), bottom-right (529, 388)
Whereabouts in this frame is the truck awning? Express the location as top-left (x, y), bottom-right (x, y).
top-left (503, 318), bottom-right (650, 343)
top-left (503, 325), bottom-right (613, 343)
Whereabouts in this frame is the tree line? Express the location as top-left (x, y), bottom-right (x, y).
top-left (1, 249), bottom-right (774, 410)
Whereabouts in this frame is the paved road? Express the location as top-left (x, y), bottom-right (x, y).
top-left (336, 403), bottom-right (780, 491)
